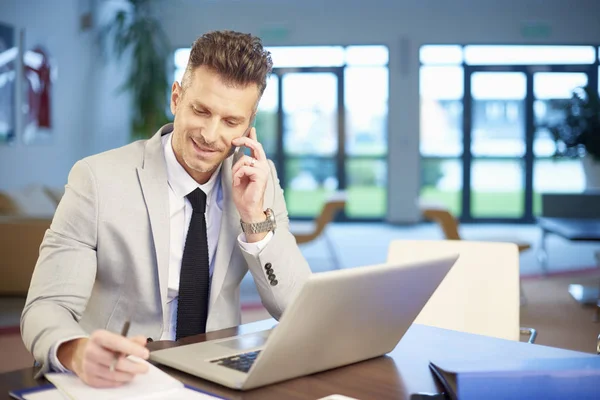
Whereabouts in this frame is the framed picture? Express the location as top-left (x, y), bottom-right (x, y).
top-left (0, 22), bottom-right (17, 145)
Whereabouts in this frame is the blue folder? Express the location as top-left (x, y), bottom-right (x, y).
top-left (9, 384), bottom-right (55, 400)
top-left (430, 356), bottom-right (600, 400)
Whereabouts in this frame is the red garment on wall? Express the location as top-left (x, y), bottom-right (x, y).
top-left (24, 46), bottom-right (51, 128)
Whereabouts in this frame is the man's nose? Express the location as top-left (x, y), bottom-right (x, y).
top-left (202, 118), bottom-right (220, 142)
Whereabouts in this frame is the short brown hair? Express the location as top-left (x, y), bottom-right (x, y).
top-left (183, 30), bottom-right (273, 97)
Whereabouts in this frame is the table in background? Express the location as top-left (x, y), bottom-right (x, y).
top-left (537, 217), bottom-right (600, 319)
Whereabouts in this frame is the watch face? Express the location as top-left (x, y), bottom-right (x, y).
top-left (266, 208), bottom-right (276, 228)
top-left (265, 208), bottom-right (274, 220)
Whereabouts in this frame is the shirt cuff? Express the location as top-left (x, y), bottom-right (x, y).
top-left (237, 231), bottom-right (274, 254)
top-left (49, 336), bottom-right (87, 373)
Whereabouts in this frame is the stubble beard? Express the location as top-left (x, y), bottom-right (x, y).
top-left (183, 146), bottom-right (226, 174)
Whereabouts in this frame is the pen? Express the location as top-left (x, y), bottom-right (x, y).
top-left (109, 320), bottom-right (131, 372)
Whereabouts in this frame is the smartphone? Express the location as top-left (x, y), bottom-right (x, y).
top-left (231, 117), bottom-right (255, 168)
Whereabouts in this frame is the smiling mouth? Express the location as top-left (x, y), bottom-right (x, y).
top-left (191, 138), bottom-right (220, 154)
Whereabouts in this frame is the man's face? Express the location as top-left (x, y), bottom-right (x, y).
top-left (170, 66), bottom-right (259, 183)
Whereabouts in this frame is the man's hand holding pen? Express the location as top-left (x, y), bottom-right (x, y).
top-left (57, 329), bottom-right (150, 388)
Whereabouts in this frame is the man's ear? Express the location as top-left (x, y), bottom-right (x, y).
top-left (170, 81), bottom-right (182, 115)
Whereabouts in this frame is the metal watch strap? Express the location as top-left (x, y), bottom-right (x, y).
top-left (240, 208), bottom-right (276, 234)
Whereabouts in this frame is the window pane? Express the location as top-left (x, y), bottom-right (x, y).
top-left (420, 66), bottom-right (464, 99)
top-left (256, 75), bottom-right (278, 158)
top-left (346, 159), bottom-right (386, 218)
top-left (266, 46), bottom-right (345, 68)
top-left (471, 72), bottom-right (526, 100)
top-left (533, 72), bottom-right (588, 157)
top-left (420, 158), bottom-right (462, 217)
top-left (173, 48), bottom-right (189, 83)
top-left (534, 72), bottom-right (587, 99)
top-left (471, 159), bottom-right (524, 218)
top-left (533, 159), bottom-right (585, 215)
top-left (174, 48), bottom-right (190, 69)
top-left (345, 45), bottom-right (389, 66)
top-left (345, 66), bottom-right (388, 156)
top-left (533, 128), bottom-right (558, 158)
top-left (464, 45), bottom-right (595, 65)
top-left (283, 72), bottom-right (338, 156)
top-left (285, 158), bottom-right (337, 217)
top-left (420, 45), bottom-right (463, 65)
top-left (471, 72), bottom-right (526, 157)
top-left (174, 68), bottom-right (184, 84)
top-left (0, 39), bottom-right (16, 144)
top-left (420, 66), bottom-right (463, 156)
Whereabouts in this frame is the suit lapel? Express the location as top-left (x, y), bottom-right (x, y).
top-left (137, 126), bottom-right (171, 318)
top-left (210, 156), bottom-right (241, 308)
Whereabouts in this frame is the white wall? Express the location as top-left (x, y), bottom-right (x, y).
top-left (0, 0), bottom-right (96, 190)
top-left (160, 0), bottom-right (600, 223)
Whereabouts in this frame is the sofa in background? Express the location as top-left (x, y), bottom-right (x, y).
top-left (0, 185), bottom-right (62, 296)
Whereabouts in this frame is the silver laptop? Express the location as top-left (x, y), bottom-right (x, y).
top-left (150, 254), bottom-right (458, 390)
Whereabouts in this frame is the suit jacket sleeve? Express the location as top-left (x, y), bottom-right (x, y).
top-left (237, 161), bottom-right (312, 319)
top-left (21, 160), bottom-right (99, 372)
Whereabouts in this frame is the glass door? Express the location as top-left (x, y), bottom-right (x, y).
top-left (419, 45), bottom-right (598, 223)
top-left (255, 74), bottom-right (279, 160)
top-left (344, 64), bottom-right (388, 218)
top-left (532, 69), bottom-right (591, 215)
top-left (465, 68), bottom-right (528, 221)
top-left (463, 66), bottom-right (593, 222)
top-left (275, 67), bottom-right (344, 218)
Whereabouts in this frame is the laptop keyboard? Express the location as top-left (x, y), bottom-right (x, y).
top-left (210, 350), bottom-right (262, 373)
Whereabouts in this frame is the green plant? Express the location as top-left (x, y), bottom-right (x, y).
top-left (99, 0), bottom-right (171, 140)
top-left (421, 158), bottom-right (444, 188)
top-left (547, 84), bottom-right (600, 162)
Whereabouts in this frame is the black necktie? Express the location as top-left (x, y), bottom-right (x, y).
top-left (176, 188), bottom-right (210, 340)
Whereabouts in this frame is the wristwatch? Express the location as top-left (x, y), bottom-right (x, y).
top-left (240, 208), bottom-right (277, 234)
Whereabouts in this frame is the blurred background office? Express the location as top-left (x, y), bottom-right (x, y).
top-left (1, 0), bottom-right (599, 372)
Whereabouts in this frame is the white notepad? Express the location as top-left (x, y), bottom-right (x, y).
top-left (41, 357), bottom-right (221, 400)
top-left (22, 387), bottom-right (217, 400)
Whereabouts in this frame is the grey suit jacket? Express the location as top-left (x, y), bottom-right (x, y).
top-left (21, 125), bottom-right (311, 372)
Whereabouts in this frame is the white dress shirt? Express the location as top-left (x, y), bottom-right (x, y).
top-left (159, 132), bottom-right (273, 340)
top-left (48, 132), bottom-right (272, 370)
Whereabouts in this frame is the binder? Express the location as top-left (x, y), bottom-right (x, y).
top-left (429, 356), bottom-right (600, 400)
top-left (9, 384), bottom-right (56, 400)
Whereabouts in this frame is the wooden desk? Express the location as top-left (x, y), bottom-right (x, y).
top-left (1, 320), bottom-right (593, 400)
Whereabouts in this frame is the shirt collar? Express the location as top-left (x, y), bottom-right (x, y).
top-left (162, 132), bottom-right (222, 201)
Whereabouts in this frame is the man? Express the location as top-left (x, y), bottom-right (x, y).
top-left (21, 30), bottom-right (311, 388)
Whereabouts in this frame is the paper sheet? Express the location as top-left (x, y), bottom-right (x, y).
top-left (134, 387), bottom-right (222, 399)
top-left (23, 387), bottom-right (220, 400)
top-left (43, 357), bottom-right (220, 400)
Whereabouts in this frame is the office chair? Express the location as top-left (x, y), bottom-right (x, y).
top-left (420, 207), bottom-right (531, 253)
top-left (291, 192), bottom-right (346, 269)
top-left (387, 240), bottom-right (536, 343)
top-left (420, 205), bottom-right (531, 305)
